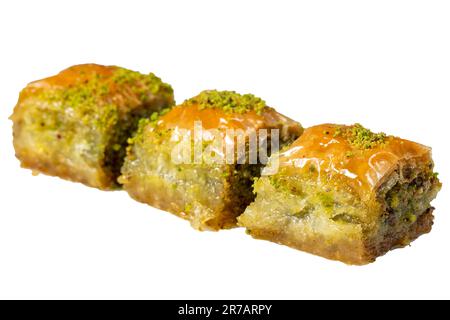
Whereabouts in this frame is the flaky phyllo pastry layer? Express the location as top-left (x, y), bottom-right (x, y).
top-left (11, 65), bottom-right (441, 264)
top-left (238, 124), bottom-right (441, 264)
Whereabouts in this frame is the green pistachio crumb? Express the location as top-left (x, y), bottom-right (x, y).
top-left (269, 176), bottom-right (282, 189)
top-left (148, 107), bottom-right (171, 124)
top-left (150, 112), bottom-right (159, 121)
top-left (112, 69), bottom-right (173, 101)
top-left (184, 90), bottom-right (267, 115)
top-left (349, 124), bottom-right (388, 149)
top-left (129, 107), bottom-right (171, 146)
top-left (404, 212), bottom-right (417, 223)
top-left (334, 124), bottom-right (389, 150)
top-left (333, 127), bottom-right (343, 138)
top-left (127, 118), bottom-right (151, 146)
top-left (36, 67), bottom-right (173, 134)
top-left (390, 194), bottom-right (400, 209)
top-left (318, 192), bottom-right (334, 208)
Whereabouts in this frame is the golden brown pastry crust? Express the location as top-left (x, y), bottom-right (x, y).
top-left (12, 64), bottom-right (174, 189)
top-left (158, 102), bottom-right (303, 136)
top-left (246, 207), bottom-right (434, 265)
top-left (239, 124), bottom-right (441, 264)
top-left (278, 124), bottom-right (432, 197)
top-left (120, 93), bottom-right (303, 231)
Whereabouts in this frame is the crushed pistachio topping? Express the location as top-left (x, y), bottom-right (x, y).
top-left (149, 107), bottom-right (171, 123)
top-left (183, 90), bottom-right (267, 115)
top-left (404, 212), bottom-right (417, 223)
top-left (389, 194), bottom-right (400, 209)
top-left (40, 67), bottom-right (173, 118)
top-left (318, 192), bottom-right (334, 209)
top-left (127, 118), bottom-right (150, 146)
top-left (32, 67), bottom-right (174, 136)
top-left (333, 127), bottom-right (343, 138)
top-left (112, 68), bottom-right (173, 101)
top-left (334, 124), bottom-right (389, 149)
top-left (127, 108), bottom-right (171, 146)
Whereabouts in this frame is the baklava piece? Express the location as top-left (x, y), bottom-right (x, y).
top-left (120, 90), bottom-right (303, 231)
top-left (11, 64), bottom-right (174, 189)
top-left (238, 124), bottom-right (441, 264)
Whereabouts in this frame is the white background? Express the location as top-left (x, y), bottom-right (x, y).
top-left (0, 0), bottom-right (449, 300)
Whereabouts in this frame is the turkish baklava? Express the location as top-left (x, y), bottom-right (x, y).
top-left (238, 124), bottom-right (442, 264)
top-left (120, 90), bottom-right (303, 230)
top-left (11, 64), bottom-right (174, 189)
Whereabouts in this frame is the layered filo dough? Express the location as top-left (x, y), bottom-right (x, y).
top-left (120, 90), bottom-right (303, 231)
top-left (238, 124), bottom-right (442, 265)
top-left (11, 64), bottom-right (174, 189)
top-left (10, 65), bottom-right (442, 264)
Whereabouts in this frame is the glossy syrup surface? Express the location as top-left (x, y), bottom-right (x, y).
top-left (24, 64), bottom-right (117, 91)
top-left (278, 124), bottom-right (431, 194)
top-left (158, 103), bottom-right (302, 134)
